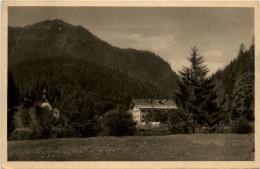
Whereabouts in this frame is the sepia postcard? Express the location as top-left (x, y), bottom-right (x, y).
top-left (1, 1), bottom-right (259, 169)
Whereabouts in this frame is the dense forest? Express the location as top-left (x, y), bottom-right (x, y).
top-left (9, 57), bottom-right (168, 115)
top-left (7, 19), bottom-right (255, 139)
top-left (211, 42), bottom-right (255, 124)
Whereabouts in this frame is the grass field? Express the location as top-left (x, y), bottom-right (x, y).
top-left (8, 134), bottom-right (254, 161)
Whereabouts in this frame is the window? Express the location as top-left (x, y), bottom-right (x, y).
top-left (147, 110), bottom-right (151, 112)
top-left (141, 109), bottom-right (145, 112)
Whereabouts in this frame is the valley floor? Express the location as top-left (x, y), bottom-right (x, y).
top-left (8, 134), bottom-right (254, 161)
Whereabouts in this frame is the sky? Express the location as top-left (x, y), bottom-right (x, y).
top-left (8, 7), bottom-right (254, 75)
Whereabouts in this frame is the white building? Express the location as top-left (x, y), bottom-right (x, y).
top-left (129, 99), bottom-right (177, 125)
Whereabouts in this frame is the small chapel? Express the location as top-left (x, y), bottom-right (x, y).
top-left (39, 88), bottom-right (60, 119)
top-left (40, 88), bottom-right (52, 110)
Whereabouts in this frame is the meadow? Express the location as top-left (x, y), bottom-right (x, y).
top-left (8, 134), bottom-right (254, 161)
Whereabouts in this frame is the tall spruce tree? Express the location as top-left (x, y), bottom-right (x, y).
top-left (200, 79), bottom-right (222, 131)
top-left (176, 47), bottom-right (221, 133)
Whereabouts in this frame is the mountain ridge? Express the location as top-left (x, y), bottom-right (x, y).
top-left (8, 19), bottom-right (179, 96)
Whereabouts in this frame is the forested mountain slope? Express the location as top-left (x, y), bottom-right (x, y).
top-left (211, 43), bottom-right (255, 122)
top-left (9, 58), bottom-right (168, 116)
top-left (8, 19), bottom-right (178, 96)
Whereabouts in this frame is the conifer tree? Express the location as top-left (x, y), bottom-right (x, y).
top-left (238, 43), bottom-right (246, 56)
top-left (200, 79), bottom-right (222, 130)
top-left (176, 46), bottom-right (220, 133)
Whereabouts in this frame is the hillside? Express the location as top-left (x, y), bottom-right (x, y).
top-left (8, 19), bottom-right (178, 96)
top-left (211, 43), bottom-right (255, 122)
top-left (9, 57), bottom-right (168, 116)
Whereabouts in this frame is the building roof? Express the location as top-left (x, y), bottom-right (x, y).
top-left (41, 97), bottom-right (50, 104)
top-left (133, 99), bottom-right (177, 109)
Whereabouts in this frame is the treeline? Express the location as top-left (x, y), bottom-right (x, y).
top-left (8, 102), bottom-right (137, 139)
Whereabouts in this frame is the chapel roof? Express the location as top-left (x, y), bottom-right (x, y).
top-left (41, 97), bottom-right (50, 104)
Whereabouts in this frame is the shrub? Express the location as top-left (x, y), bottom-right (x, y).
top-left (167, 121), bottom-right (190, 134)
top-left (60, 101), bottom-right (101, 137)
top-left (37, 109), bottom-right (59, 138)
top-left (135, 129), bottom-right (171, 136)
top-left (144, 111), bottom-right (169, 123)
top-left (20, 109), bottom-right (31, 126)
top-left (10, 127), bottom-right (33, 140)
top-left (231, 119), bottom-right (253, 134)
top-left (167, 109), bottom-right (190, 134)
top-left (102, 107), bottom-right (136, 136)
top-left (29, 126), bottom-right (43, 139)
top-left (49, 126), bottom-right (64, 138)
